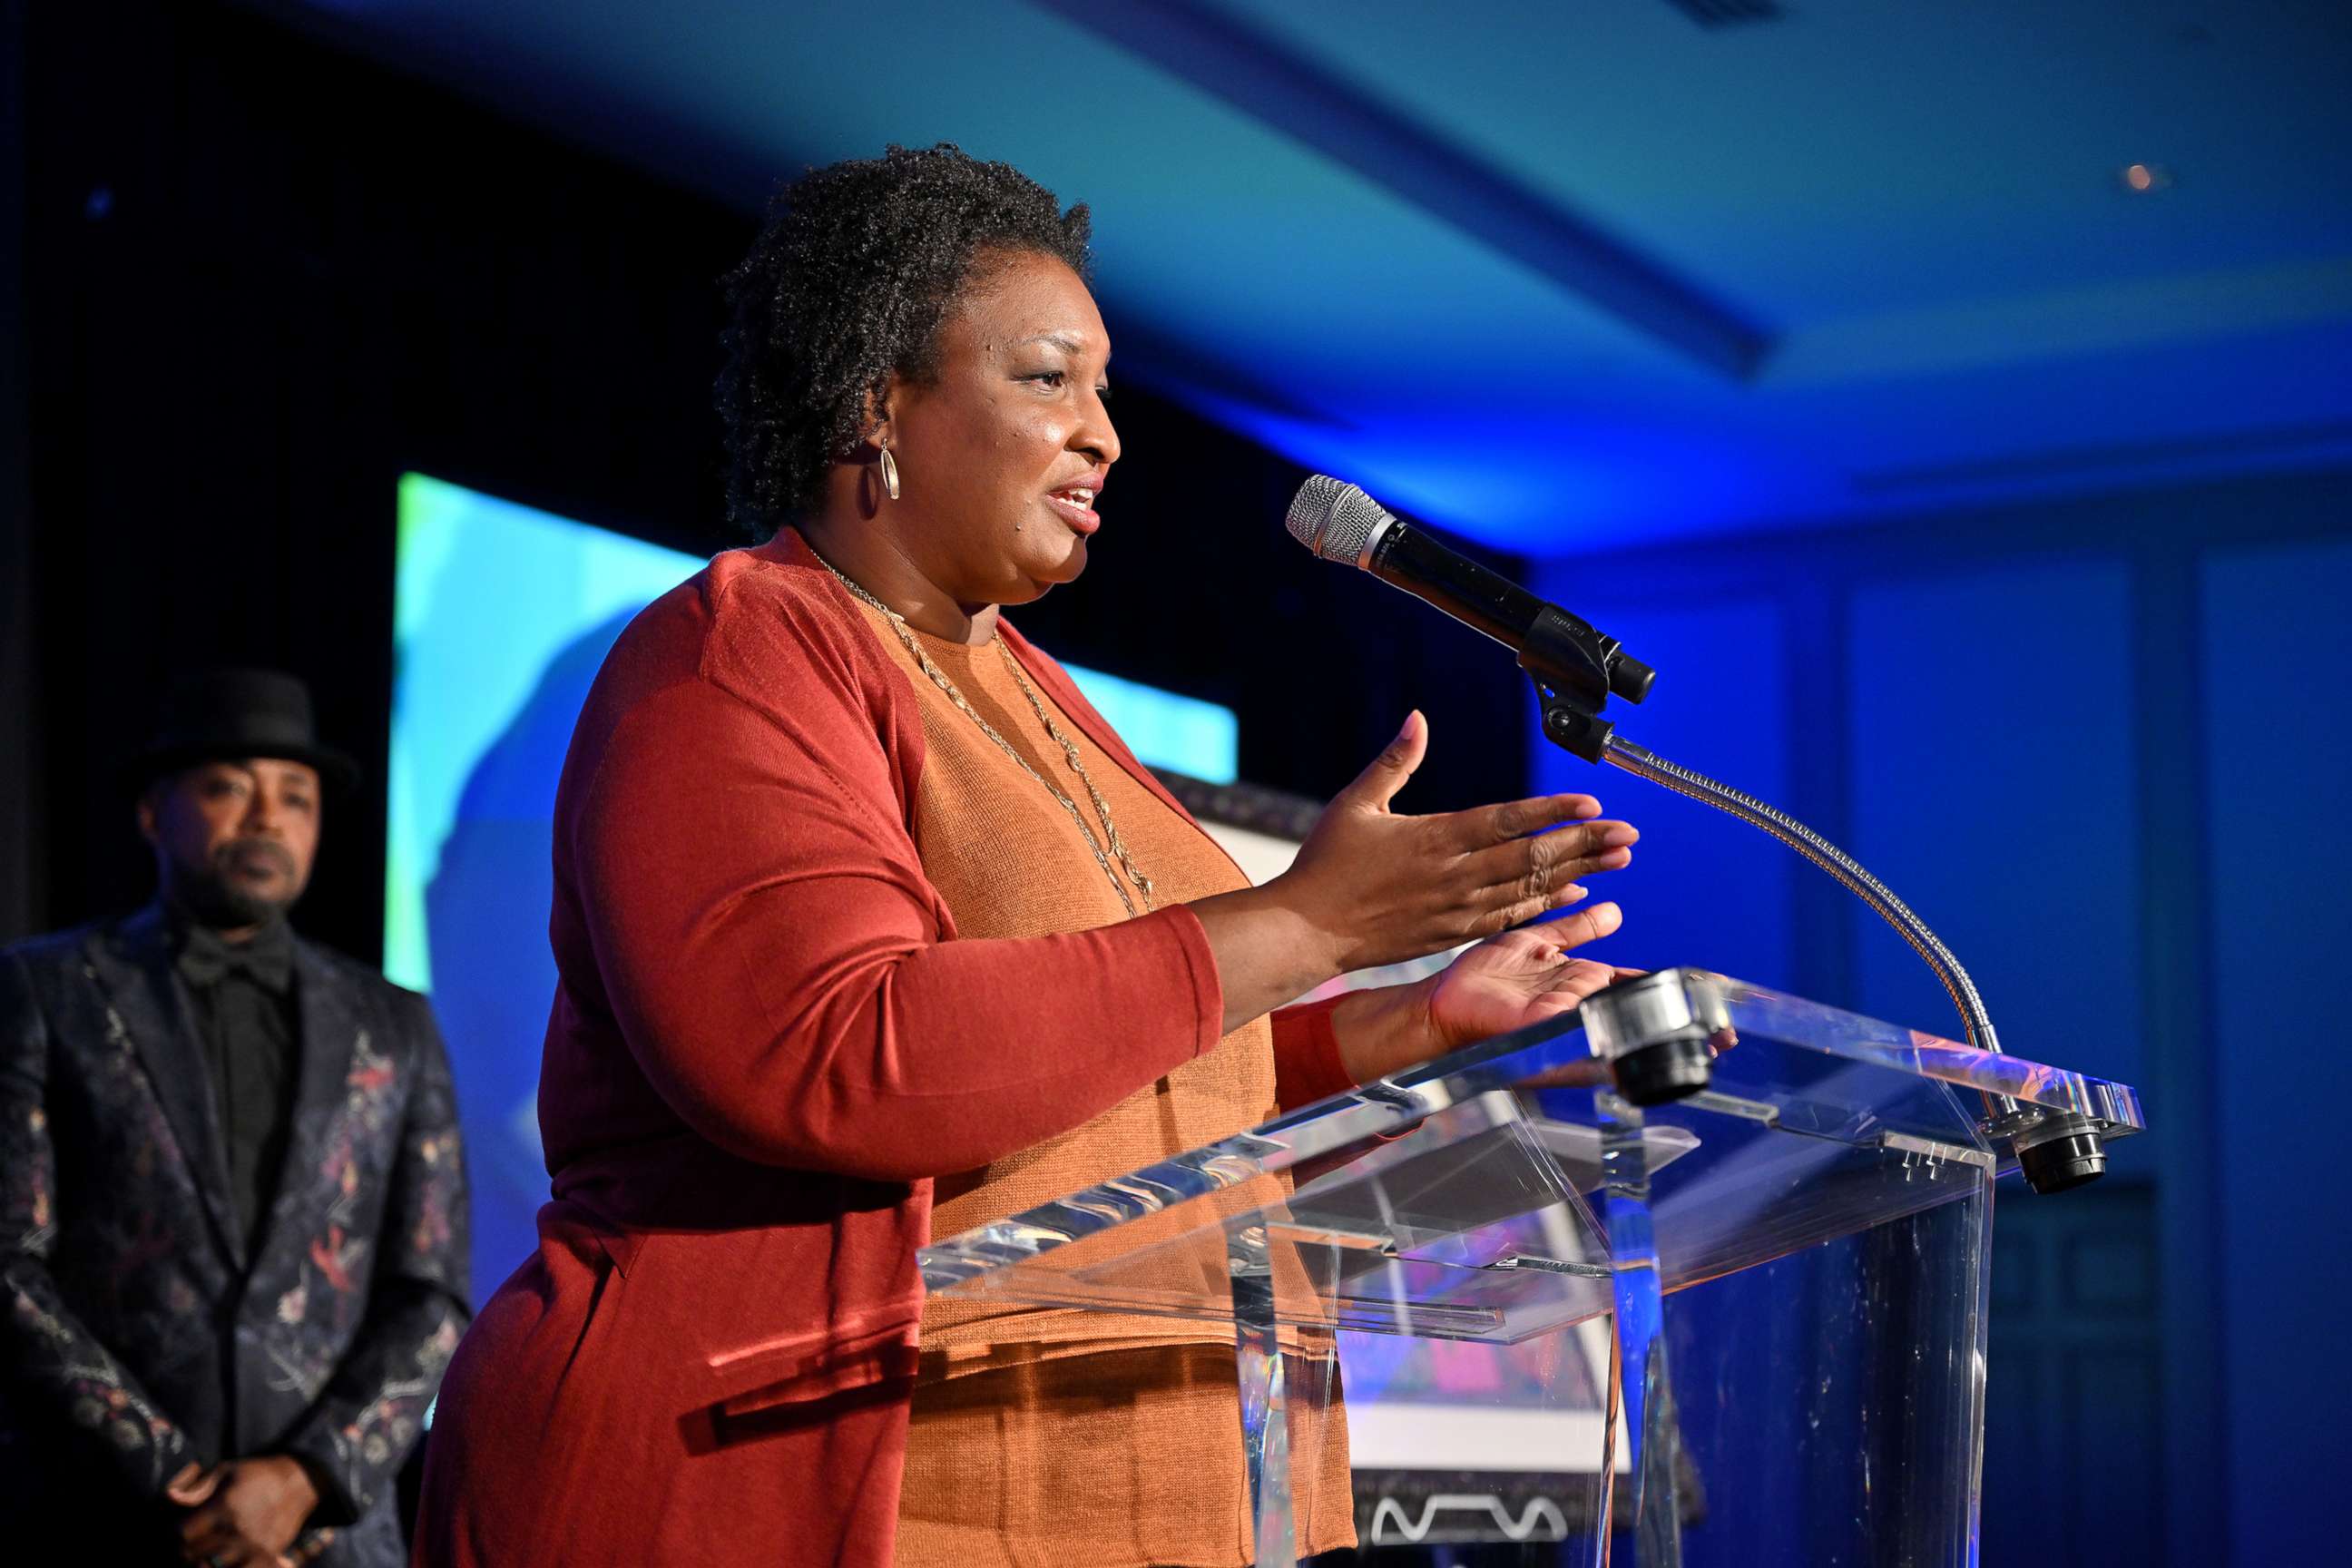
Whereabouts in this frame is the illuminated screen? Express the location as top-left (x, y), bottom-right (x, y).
top-left (387, 474), bottom-right (1240, 1298)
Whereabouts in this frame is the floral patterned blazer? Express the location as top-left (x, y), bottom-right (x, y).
top-left (0, 903), bottom-right (470, 1566)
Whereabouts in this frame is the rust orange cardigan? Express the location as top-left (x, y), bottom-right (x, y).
top-left (411, 531), bottom-right (1353, 1568)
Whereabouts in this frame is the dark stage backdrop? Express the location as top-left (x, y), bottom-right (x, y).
top-left (7, 0), bottom-right (1528, 955)
top-left (3, 2), bottom-right (34, 942)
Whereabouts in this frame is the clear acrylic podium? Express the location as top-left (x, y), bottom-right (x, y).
top-left (918, 969), bottom-right (2144, 1566)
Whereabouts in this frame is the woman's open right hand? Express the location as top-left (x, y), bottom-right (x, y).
top-left (1191, 711), bottom-right (1636, 1030)
top-left (1278, 710), bottom-right (1635, 974)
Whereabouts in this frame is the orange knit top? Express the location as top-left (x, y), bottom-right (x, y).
top-left (850, 604), bottom-right (1354, 1568)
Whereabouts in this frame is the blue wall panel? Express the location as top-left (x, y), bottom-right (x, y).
top-left (2200, 538), bottom-right (2352, 1567)
top-left (1527, 584), bottom-right (1797, 991)
top-left (1845, 562), bottom-right (2144, 1102)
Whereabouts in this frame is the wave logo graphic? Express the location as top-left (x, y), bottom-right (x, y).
top-left (1367, 1494), bottom-right (1569, 1544)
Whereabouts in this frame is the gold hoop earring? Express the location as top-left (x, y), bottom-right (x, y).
top-left (877, 444), bottom-right (901, 501)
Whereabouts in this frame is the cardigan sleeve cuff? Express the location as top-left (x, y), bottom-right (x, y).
top-left (1155, 903), bottom-right (1228, 1063)
top-left (1269, 994), bottom-right (1355, 1112)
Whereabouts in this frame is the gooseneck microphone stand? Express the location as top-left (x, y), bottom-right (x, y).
top-left (1282, 475), bottom-right (2106, 1193)
top-left (1523, 614), bottom-right (2108, 1197)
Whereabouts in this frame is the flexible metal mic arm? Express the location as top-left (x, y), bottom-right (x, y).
top-left (1534, 682), bottom-right (2107, 1195)
top-left (1528, 669), bottom-right (1997, 1049)
top-left (1600, 736), bottom-right (1999, 1051)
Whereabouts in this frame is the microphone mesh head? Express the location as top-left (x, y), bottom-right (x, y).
top-left (1285, 475), bottom-right (1392, 565)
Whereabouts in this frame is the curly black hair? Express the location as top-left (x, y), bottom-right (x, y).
top-left (716, 143), bottom-right (1093, 534)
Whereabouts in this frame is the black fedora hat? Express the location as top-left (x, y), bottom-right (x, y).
top-left (129, 667), bottom-right (362, 792)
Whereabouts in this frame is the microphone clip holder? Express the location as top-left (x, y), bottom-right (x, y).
top-left (1521, 603), bottom-right (1633, 763)
top-left (1531, 675), bottom-right (1614, 764)
top-left (1523, 602), bottom-right (1662, 764)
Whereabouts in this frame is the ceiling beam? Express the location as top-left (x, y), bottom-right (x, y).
top-left (1035, 0), bottom-right (1772, 379)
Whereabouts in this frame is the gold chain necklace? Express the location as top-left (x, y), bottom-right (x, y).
top-left (815, 554), bottom-right (1157, 916)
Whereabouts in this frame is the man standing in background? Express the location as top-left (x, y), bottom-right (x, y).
top-left (0, 669), bottom-right (469, 1565)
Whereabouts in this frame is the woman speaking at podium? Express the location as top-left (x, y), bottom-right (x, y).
top-left (414, 145), bottom-right (1638, 1568)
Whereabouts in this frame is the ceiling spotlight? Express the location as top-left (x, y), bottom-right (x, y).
top-left (2119, 162), bottom-right (2174, 193)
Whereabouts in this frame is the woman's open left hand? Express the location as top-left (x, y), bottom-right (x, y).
top-left (1328, 903), bottom-right (1636, 1087)
top-left (1422, 904), bottom-right (1634, 1053)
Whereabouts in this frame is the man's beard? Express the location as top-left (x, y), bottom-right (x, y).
top-left (170, 839), bottom-right (301, 929)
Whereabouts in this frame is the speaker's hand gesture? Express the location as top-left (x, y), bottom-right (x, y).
top-left (1320, 910), bottom-right (1633, 1087)
top-left (1278, 711), bottom-right (1636, 975)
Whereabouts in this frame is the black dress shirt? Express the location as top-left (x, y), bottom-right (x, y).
top-left (173, 914), bottom-right (300, 1249)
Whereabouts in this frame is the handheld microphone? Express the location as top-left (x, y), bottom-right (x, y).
top-left (1284, 475), bottom-right (1654, 716)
